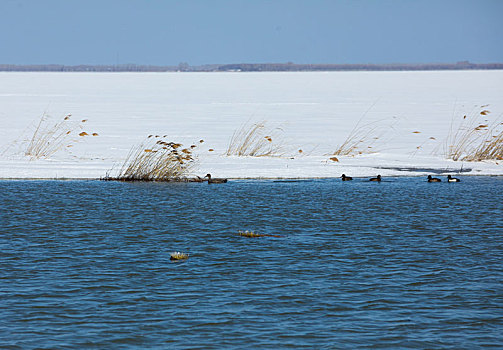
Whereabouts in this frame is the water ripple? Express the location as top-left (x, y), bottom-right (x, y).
top-left (1, 178), bottom-right (502, 348)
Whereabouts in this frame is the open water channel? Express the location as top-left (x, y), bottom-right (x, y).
top-left (1, 177), bottom-right (502, 348)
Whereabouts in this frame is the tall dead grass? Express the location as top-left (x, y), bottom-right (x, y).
top-left (332, 119), bottom-right (388, 156)
top-left (332, 103), bottom-right (392, 157)
top-left (226, 121), bottom-right (284, 157)
top-left (108, 136), bottom-right (198, 181)
top-left (443, 106), bottom-right (503, 161)
top-left (330, 100), bottom-right (393, 157)
top-left (25, 113), bottom-right (95, 159)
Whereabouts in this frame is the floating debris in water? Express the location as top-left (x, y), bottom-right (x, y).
top-left (238, 230), bottom-right (283, 238)
top-left (238, 230), bottom-right (261, 237)
top-left (170, 252), bottom-right (189, 260)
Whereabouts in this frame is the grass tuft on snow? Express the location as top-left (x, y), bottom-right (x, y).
top-left (25, 113), bottom-right (94, 159)
top-left (226, 121), bottom-right (285, 157)
top-left (443, 106), bottom-right (503, 161)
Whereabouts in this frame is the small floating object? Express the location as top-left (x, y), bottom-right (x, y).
top-left (238, 230), bottom-right (262, 237)
top-left (427, 175), bottom-right (441, 182)
top-left (170, 252), bottom-right (189, 261)
top-left (341, 174), bottom-right (352, 181)
top-left (238, 230), bottom-right (282, 238)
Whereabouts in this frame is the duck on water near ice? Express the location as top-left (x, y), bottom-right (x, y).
top-left (447, 175), bottom-right (460, 182)
top-left (341, 174), bottom-right (353, 181)
top-left (369, 175), bottom-right (381, 182)
top-left (427, 175), bottom-right (441, 182)
top-left (206, 173), bottom-right (228, 184)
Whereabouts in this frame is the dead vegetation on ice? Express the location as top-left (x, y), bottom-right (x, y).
top-left (0, 71), bottom-right (502, 179)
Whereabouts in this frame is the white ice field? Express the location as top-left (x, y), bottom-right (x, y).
top-left (1, 70), bottom-right (502, 179)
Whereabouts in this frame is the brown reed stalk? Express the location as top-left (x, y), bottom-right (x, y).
top-left (112, 136), bottom-right (198, 181)
top-left (332, 101), bottom-right (392, 156)
top-left (225, 121), bottom-right (284, 157)
top-left (332, 120), bottom-right (386, 156)
top-left (443, 106), bottom-right (503, 161)
top-left (25, 113), bottom-right (90, 159)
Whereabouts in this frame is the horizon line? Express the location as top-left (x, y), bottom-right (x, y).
top-left (1, 61), bottom-right (503, 72)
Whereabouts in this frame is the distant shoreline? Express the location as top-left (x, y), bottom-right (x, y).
top-left (1, 61), bottom-right (502, 72)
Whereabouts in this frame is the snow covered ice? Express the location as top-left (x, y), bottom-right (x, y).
top-left (1, 70), bottom-right (502, 179)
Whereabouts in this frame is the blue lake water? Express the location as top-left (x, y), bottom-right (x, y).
top-left (1, 177), bottom-right (502, 349)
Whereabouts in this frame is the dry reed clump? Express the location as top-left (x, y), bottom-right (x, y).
top-left (108, 135), bottom-right (198, 181)
top-left (226, 121), bottom-right (285, 157)
top-left (332, 119), bottom-right (390, 157)
top-left (331, 102), bottom-right (393, 158)
top-left (443, 106), bottom-right (503, 161)
top-left (25, 113), bottom-right (96, 159)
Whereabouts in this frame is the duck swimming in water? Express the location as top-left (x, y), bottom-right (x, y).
top-left (206, 173), bottom-right (228, 184)
top-left (427, 175), bottom-right (441, 182)
top-left (447, 175), bottom-right (460, 182)
top-left (369, 175), bottom-right (381, 182)
top-left (341, 174), bottom-right (353, 181)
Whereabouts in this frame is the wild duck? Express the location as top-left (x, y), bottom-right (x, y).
top-left (341, 174), bottom-right (353, 181)
top-left (206, 173), bottom-right (228, 184)
top-left (427, 175), bottom-right (441, 182)
top-left (447, 175), bottom-right (460, 182)
top-left (370, 175), bottom-right (381, 182)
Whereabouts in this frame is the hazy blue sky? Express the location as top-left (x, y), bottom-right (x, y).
top-left (1, 0), bottom-right (502, 65)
